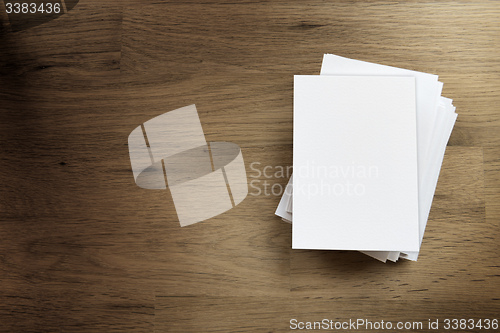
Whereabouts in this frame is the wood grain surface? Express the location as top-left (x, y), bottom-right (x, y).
top-left (1, 1), bottom-right (499, 332)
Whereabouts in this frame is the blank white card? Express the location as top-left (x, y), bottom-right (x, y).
top-left (292, 75), bottom-right (420, 252)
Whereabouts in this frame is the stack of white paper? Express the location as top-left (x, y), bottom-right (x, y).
top-left (276, 54), bottom-right (457, 262)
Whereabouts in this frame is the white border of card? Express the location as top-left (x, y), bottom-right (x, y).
top-left (276, 54), bottom-right (458, 262)
top-left (293, 75), bottom-right (420, 252)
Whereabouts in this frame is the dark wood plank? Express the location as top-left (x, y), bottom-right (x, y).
top-left (485, 147), bottom-right (500, 224)
top-left (154, 296), bottom-right (499, 333)
top-left (122, 1), bottom-right (500, 146)
top-left (1, 1), bottom-right (499, 331)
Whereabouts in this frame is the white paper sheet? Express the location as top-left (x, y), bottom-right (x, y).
top-left (275, 177), bottom-right (293, 222)
top-left (292, 75), bottom-right (420, 252)
top-left (275, 55), bottom-right (457, 261)
top-left (321, 55), bottom-right (455, 261)
top-left (401, 99), bottom-right (457, 260)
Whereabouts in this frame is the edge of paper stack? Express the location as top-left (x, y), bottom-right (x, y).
top-left (275, 54), bottom-right (458, 263)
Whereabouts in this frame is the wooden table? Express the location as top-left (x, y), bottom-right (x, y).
top-left (1, 1), bottom-right (498, 331)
